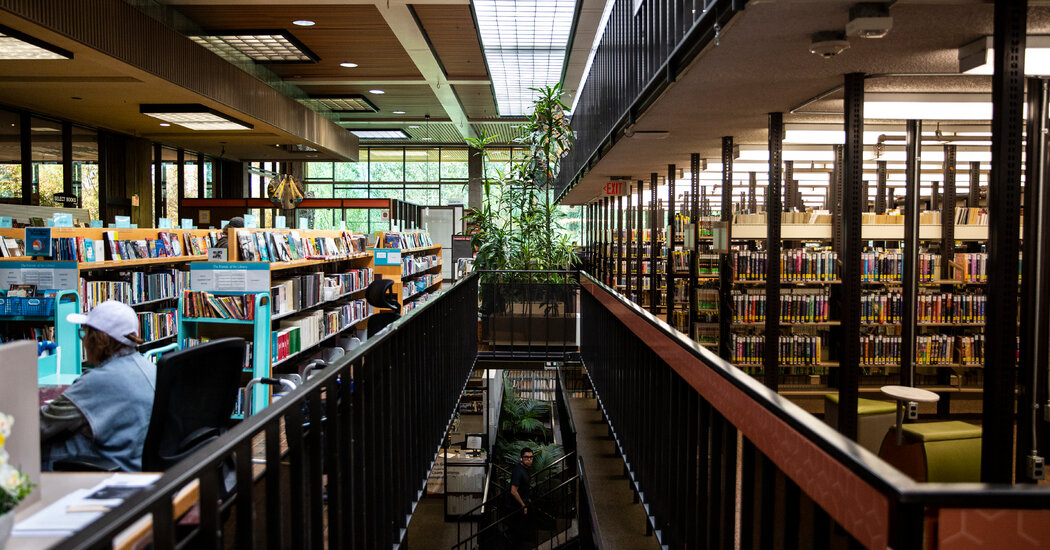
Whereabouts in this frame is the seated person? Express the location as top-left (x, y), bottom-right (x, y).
top-left (213, 216), bottom-right (244, 250)
top-left (40, 300), bottom-right (155, 471)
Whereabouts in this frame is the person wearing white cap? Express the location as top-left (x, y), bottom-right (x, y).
top-left (39, 300), bottom-right (157, 471)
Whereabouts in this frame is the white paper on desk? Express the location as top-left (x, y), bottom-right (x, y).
top-left (12, 473), bottom-right (161, 538)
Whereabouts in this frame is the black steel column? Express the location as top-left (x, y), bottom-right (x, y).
top-left (749, 172), bottom-right (757, 212)
top-left (176, 148), bottom-right (186, 210)
top-left (876, 161), bottom-right (888, 214)
top-left (901, 120), bottom-right (922, 388)
top-left (941, 146), bottom-right (957, 278)
top-left (765, 114), bottom-right (783, 389)
top-left (690, 154), bottom-right (701, 339)
top-left (197, 153), bottom-right (205, 199)
top-left (838, 73), bottom-right (865, 441)
top-left (153, 142), bottom-right (163, 222)
top-left (650, 172), bottom-right (659, 312)
top-left (637, 180), bottom-right (645, 303)
top-left (862, 181), bottom-right (870, 212)
top-left (667, 165), bottom-right (677, 320)
top-left (785, 160), bottom-right (795, 211)
top-left (62, 121), bottom-right (73, 197)
top-left (603, 197), bottom-right (610, 284)
top-left (1019, 77), bottom-right (1050, 483)
top-left (984, 0), bottom-right (1026, 483)
top-left (627, 188), bottom-right (634, 299)
top-left (831, 145), bottom-right (845, 254)
top-left (617, 194), bottom-right (624, 291)
top-left (932, 181), bottom-right (940, 211)
top-left (969, 161), bottom-right (981, 207)
top-left (720, 139), bottom-right (734, 361)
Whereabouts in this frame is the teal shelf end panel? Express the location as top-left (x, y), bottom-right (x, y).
top-left (40, 290), bottom-right (82, 384)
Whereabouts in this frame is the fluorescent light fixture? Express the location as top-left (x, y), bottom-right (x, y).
top-left (140, 104), bottom-right (253, 131)
top-left (408, 125), bottom-right (421, 129)
top-left (960, 36), bottom-right (1050, 75)
top-left (369, 89), bottom-right (385, 94)
top-left (421, 136), bottom-right (433, 141)
top-left (189, 31), bottom-right (319, 63)
top-left (474, 0), bottom-right (576, 116)
top-left (349, 129), bottom-right (409, 139)
top-left (292, 20), bottom-right (315, 27)
top-left (864, 93), bottom-right (992, 121)
top-left (0, 24), bottom-right (73, 60)
top-left (339, 61), bottom-right (358, 68)
top-left (159, 123), bottom-right (171, 127)
top-left (308, 95), bottom-right (378, 113)
top-left (392, 110), bottom-right (406, 115)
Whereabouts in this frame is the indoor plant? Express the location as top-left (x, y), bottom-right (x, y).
top-left (0, 412), bottom-right (33, 548)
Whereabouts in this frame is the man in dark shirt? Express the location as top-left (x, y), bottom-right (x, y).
top-left (508, 447), bottom-right (534, 546)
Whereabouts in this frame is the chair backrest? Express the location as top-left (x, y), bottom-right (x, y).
top-left (366, 277), bottom-right (401, 313)
top-left (142, 337), bottom-right (246, 472)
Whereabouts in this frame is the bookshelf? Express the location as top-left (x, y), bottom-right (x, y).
top-left (505, 368), bottom-right (557, 401)
top-left (371, 230), bottom-right (443, 311)
top-left (0, 286), bottom-right (81, 384)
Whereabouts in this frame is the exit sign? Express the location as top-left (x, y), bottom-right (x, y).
top-left (603, 181), bottom-right (629, 196)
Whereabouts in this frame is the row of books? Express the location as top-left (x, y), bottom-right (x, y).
top-left (404, 274), bottom-right (441, 299)
top-left (138, 309), bottom-right (176, 344)
top-left (731, 290), bottom-right (831, 323)
top-left (403, 254), bottom-right (440, 277)
top-left (730, 334), bottom-right (824, 366)
top-left (954, 207), bottom-right (989, 225)
top-left (733, 249), bottom-right (839, 281)
top-left (861, 291), bottom-right (987, 324)
top-left (237, 230), bottom-right (367, 263)
top-left (860, 334), bottom-right (983, 366)
top-left (181, 290), bottom-right (255, 320)
top-left (380, 231), bottom-right (433, 249)
top-left (402, 290), bottom-right (436, 313)
top-left (0, 237), bottom-right (25, 257)
top-left (271, 272), bottom-right (324, 317)
top-left (272, 300), bottom-right (372, 364)
top-left (734, 211), bottom-right (833, 225)
top-left (79, 269), bottom-right (190, 311)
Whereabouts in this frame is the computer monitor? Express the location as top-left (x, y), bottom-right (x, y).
top-left (464, 433), bottom-right (485, 453)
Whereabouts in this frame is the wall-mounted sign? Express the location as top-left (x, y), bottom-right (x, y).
top-left (52, 192), bottom-right (77, 206)
top-left (603, 181), bottom-right (630, 196)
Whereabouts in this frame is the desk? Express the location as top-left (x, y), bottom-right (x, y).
top-left (10, 473), bottom-right (199, 550)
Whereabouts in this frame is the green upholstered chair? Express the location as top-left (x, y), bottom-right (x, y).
top-left (824, 394), bottom-right (898, 454)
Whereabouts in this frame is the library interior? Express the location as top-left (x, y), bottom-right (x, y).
top-left (0, 1), bottom-right (1049, 549)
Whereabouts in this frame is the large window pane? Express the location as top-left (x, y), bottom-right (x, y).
top-left (0, 110), bottom-right (21, 202)
top-left (72, 126), bottom-right (98, 219)
top-left (442, 184), bottom-right (468, 206)
top-left (307, 162), bottom-right (334, 180)
top-left (405, 186), bottom-right (440, 206)
top-left (369, 184), bottom-right (404, 201)
top-left (204, 161), bottom-right (214, 198)
top-left (369, 208), bottom-right (389, 233)
top-left (306, 208), bottom-right (337, 230)
top-left (484, 148), bottom-right (512, 180)
top-left (33, 117), bottom-right (62, 207)
top-left (343, 208), bottom-right (369, 233)
top-left (334, 159), bottom-right (367, 182)
top-left (307, 183), bottom-right (334, 198)
top-left (334, 184), bottom-right (367, 198)
top-left (405, 148), bottom-right (439, 181)
top-left (183, 158), bottom-right (198, 199)
top-left (440, 148), bottom-right (468, 181)
top-left (369, 148), bottom-right (404, 182)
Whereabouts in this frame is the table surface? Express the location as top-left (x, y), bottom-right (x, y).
top-left (880, 385), bottom-right (941, 403)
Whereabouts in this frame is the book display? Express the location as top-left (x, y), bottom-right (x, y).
top-left (371, 231), bottom-right (444, 310)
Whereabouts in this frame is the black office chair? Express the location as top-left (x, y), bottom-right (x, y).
top-left (142, 337), bottom-right (245, 471)
top-left (366, 277), bottom-right (402, 334)
top-left (54, 338), bottom-right (245, 475)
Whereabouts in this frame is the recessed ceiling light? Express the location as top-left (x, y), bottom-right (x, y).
top-left (159, 123), bottom-right (171, 127)
top-left (0, 24), bottom-right (74, 60)
top-left (140, 104), bottom-right (254, 131)
top-left (392, 110), bottom-right (406, 114)
top-left (350, 129), bottom-right (410, 139)
top-left (421, 137), bottom-right (433, 141)
top-left (408, 125), bottom-right (420, 129)
top-left (369, 89), bottom-right (385, 94)
top-left (339, 62), bottom-right (358, 68)
top-left (292, 20), bottom-right (315, 27)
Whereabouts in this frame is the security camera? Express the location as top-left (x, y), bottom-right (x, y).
top-left (846, 3), bottom-right (893, 39)
top-left (810, 31), bottom-right (850, 59)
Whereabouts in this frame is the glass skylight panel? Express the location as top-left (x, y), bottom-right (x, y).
top-left (473, 0), bottom-right (576, 116)
top-left (0, 27), bottom-right (72, 60)
top-left (350, 130), bottom-right (410, 140)
top-left (190, 32), bottom-right (317, 63)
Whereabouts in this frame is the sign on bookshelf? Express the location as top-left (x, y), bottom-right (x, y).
top-left (190, 262), bottom-right (269, 292)
top-left (244, 214), bottom-right (258, 229)
top-left (114, 216), bottom-right (131, 228)
top-left (208, 247), bottom-right (229, 262)
top-left (374, 249), bottom-right (402, 266)
top-left (275, 215), bottom-right (286, 229)
top-left (52, 213), bottom-right (73, 228)
top-left (25, 227), bottom-right (51, 257)
top-left (0, 217), bottom-right (11, 228)
top-left (0, 261), bottom-right (78, 290)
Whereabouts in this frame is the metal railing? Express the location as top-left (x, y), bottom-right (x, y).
top-left (478, 270), bottom-right (580, 361)
top-left (555, 0), bottom-right (744, 201)
top-left (53, 274), bottom-right (479, 550)
top-left (580, 272), bottom-right (1050, 549)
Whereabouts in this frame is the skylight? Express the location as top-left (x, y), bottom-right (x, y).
top-left (190, 31), bottom-right (318, 63)
top-left (350, 129), bottom-right (410, 140)
top-left (473, 0), bottom-right (576, 116)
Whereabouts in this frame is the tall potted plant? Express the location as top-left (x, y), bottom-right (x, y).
top-left (465, 85), bottom-right (577, 342)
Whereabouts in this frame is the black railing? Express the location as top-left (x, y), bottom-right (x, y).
top-left (555, 0), bottom-right (744, 201)
top-left (54, 274), bottom-right (479, 550)
top-left (580, 272), bottom-right (1050, 549)
top-left (478, 270), bottom-right (579, 361)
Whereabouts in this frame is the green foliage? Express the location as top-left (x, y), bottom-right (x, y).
top-left (500, 378), bottom-right (552, 440)
top-left (463, 85), bottom-right (577, 278)
top-left (495, 439), bottom-right (564, 474)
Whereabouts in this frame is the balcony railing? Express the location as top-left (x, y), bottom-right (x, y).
top-left (478, 270), bottom-right (580, 361)
top-left (580, 271), bottom-right (1050, 548)
top-left (53, 274), bottom-right (479, 550)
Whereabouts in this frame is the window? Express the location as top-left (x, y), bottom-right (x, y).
top-left (334, 159), bottom-right (367, 182)
top-left (0, 109), bottom-right (21, 202)
top-left (369, 148), bottom-right (404, 182)
top-left (440, 148), bottom-right (468, 181)
top-left (405, 148), bottom-right (439, 181)
top-left (442, 184), bottom-right (469, 206)
top-left (307, 161), bottom-right (334, 180)
top-left (73, 125), bottom-right (99, 220)
top-left (369, 184), bottom-right (404, 201)
top-left (32, 117), bottom-right (62, 207)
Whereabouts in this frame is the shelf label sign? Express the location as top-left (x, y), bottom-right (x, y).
top-left (181, 218), bottom-right (194, 229)
top-left (373, 249), bottom-right (402, 266)
top-left (275, 215), bottom-right (286, 229)
top-left (52, 213), bottom-right (73, 228)
top-left (114, 216), bottom-right (131, 228)
top-left (190, 262), bottom-right (269, 292)
top-left (208, 247), bottom-right (228, 262)
top-left (89, 220), bottom-right (102, 228)
top-left (299, 217), bottom-right (309, 230)
top-left (0, 261), bottom-right (78, 290)
top-left (244, 214), bottom-right (259, 229)
top-left (159, 218), bottom-right (172, 229)
top-left (603, 181), bottom-right (629, 196)
top-left (0, 217), bottom-right (11, 228)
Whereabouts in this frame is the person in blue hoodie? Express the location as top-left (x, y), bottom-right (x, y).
top-left (40, 300), bottom-right (156, 471)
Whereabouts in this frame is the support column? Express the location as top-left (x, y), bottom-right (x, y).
top-left (1019, 76), bottom-right (1050, 483)
top-left (667, 165), bottom-right (677, 321)
top-left (831, 145), bottom-right (845, 254)
top-left (153, 142), bottom-right (163, 224)
top-left (983, 0), bottom-right (1025, 483)
top-left (617, 194), bottom-right (624, 291)
top-left (748, 172), bottom-right (757, 213)
top-left (968, 161), bottom-right (981, 207)
top-left (876, 161), bottom-right (888, 214)
top-left (784, 160), bottom-right (795, 211)
top-left (626, 188), bottom-right (634, 299)
top-left (20, 112), bottom-right (31, 205)
top-left (468, 148), bottom-right (483, 211)
top-left (901, 120), bottom-right (922, 388)
top-left (690, 154), bottom-right (701, 340)
top-left (719, 139), bottom-right (734, 361)
top-left (941, 147), bottom-right (957, 278)
top-left (650, 172), bottom-right (659, 312)
top-left (637, 180), bottom-right (644, 304)
top-left (838, 73), bottom-right (865, 441)
top-left (765, 114), bottom-right (783, 389)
